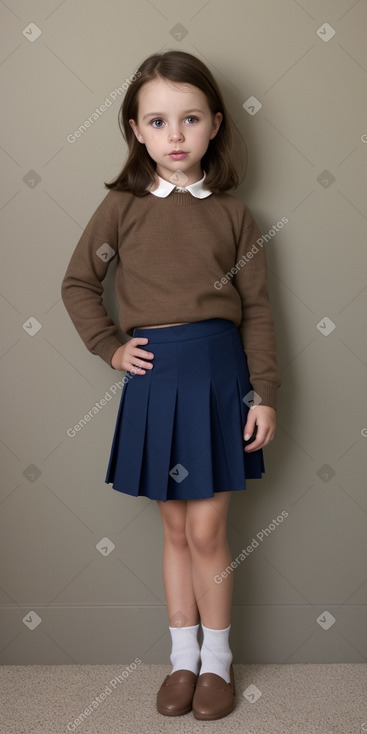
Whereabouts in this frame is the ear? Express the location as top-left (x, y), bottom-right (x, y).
top-left (129, 119), bottom-right (145, 144)
top-left (209, 112), bottom-right (223, 141)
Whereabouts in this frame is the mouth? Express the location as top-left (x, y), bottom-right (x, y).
top-left (168, 150), bottom-right (187, 159)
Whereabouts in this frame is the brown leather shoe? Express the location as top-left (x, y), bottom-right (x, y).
top-left (192, 664), bottom-right (236, 720)
top-left (156, 669), bottom-right (198, 716)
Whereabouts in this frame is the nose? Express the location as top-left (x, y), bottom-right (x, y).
top-left (168, 124), bottom-right (184, 143)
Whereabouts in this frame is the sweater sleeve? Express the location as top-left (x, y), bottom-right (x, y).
top-left (233, 205), bottom-right (282, 410)
top-left (61, 193), bottom-right (127, 366)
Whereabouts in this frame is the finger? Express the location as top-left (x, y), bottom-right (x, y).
top-left (131, 350), bottom-right (154, 372)
top-left (244, 413), bottom-right (256, 442)
top-left (129, 362), bottom-right (147, 375)
top-left (134, 347), bottom-right (154, 361)
top-left (245, 423), bottom-right (268, 451)
top-left (130, 355), bottom-right (155, 373)
top-left (245, 427), bottom-right (273, 452)
top-left (131, 364), bottom-right (152, 374)
top-left (131, 337), bottom-right (149, 346)
top-left (244, 435), bottom-right (263, 452)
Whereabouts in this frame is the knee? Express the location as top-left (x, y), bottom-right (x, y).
top-left (163, 520), bottom-right (189, 550)
top-left (186, 523), bottom-right (225, 556)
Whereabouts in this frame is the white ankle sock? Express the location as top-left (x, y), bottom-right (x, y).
top-left (200, 624), bottom-right (233, 683)
top-left (169, 624), bottom-right (201, 675)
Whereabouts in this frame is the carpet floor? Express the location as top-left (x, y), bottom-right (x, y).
top-left (0, 663), bottom-right (366, 734)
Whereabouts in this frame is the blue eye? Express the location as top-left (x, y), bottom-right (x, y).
top-left (150, 116), bottom-right (199, 128)
top-left (151, 119), bottom-right (165, 128)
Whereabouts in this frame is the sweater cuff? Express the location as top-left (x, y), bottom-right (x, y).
top-left (92, 334), bottom-right (126, 366)
top-left (251, 380), bottom-right (279, 411)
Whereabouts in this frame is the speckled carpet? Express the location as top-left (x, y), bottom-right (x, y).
top-left (0, 663), bottom-right (366, 734)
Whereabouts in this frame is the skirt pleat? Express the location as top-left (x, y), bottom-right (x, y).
top-left (105, 319), bottom-right (265, 501)
top-left (166, 339), bottom-right (214, 500)
top-left (105, 360), bottom-right (150, 493)
top-left (139, 352), bottom-right (178, 500)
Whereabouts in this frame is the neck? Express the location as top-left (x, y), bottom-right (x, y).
top-left (156, 166), bottom-right (203, 188)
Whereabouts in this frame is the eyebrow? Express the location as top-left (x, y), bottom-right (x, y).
top-left (142, 109), bottom-right (205, 120)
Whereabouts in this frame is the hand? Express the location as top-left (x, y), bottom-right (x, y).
top-left (243, 405), bottom-right (276, 452)
top-left (111, 338), bottom-right (154, 374)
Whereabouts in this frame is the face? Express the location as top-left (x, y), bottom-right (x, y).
top-left (129, 77), bottom-right (222, 186)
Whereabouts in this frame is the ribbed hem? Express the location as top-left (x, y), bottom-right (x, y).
top-left (92, 334), bottom-right (125, 366)
top-left (251, 380), bottom-right (279, 410)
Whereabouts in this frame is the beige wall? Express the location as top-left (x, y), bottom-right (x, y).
top-left (1, 0), bottom-right (366, 665)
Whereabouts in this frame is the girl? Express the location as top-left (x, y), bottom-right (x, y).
top-left (61, 50), bottom-right (281, 721)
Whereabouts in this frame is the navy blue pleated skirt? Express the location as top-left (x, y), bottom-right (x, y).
top-left (105, 319), bottom-right (265, 501)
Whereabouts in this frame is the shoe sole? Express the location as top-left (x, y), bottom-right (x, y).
top-left (193, 700), bottom-right (235, 720)
top-left (157, 704), bottom-right (193, 716)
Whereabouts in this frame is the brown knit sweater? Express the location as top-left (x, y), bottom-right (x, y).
top-left (61, 188), bottom-right (281, 409)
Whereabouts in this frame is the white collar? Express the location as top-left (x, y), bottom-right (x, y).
top-left (148, 171), bottom-right (212, 199)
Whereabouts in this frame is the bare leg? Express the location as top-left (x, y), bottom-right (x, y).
top-left (157, 499), bottom-right (200, 627)
top-left (185, 492), bottom-right (233, 629)
top-left (157, 493), bottom-right (234, 687)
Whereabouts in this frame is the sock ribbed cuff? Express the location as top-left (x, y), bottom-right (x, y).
top-left (200, 624), bottom-right (232, 683)
top-left (169, 624), bottom-right (201, 675)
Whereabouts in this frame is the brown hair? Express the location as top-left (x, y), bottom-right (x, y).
top-left (105, 50), bottom-right (247, 195)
